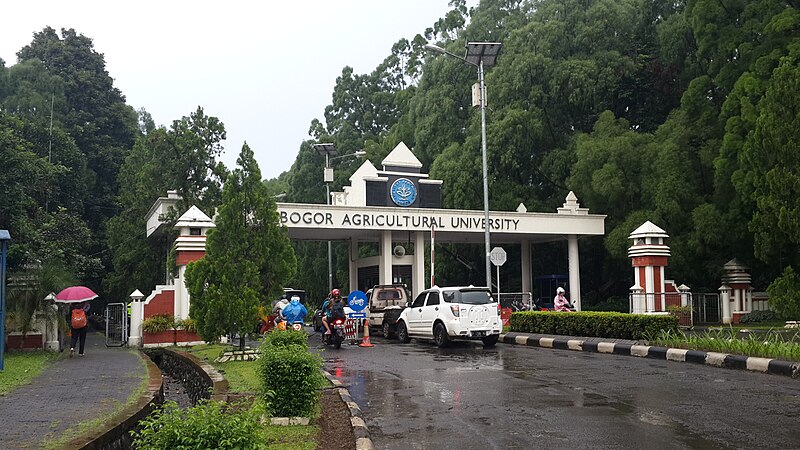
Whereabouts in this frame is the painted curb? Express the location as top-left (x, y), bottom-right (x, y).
top-left (500, 332), bottom-right (800, 379)
top-left (322, 371), bottom-right (375, 450)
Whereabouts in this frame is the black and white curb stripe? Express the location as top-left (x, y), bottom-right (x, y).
top-left (322, 371), bottom-right (375, 450)
top-left (500, 332), bottom-right (800, 379)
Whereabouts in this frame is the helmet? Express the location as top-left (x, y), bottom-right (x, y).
top-left (556, 287), bottom-right (565, 294)
top-left (331, 289), bottom-right (341, 299)
top-left (290, 295), bottom-right (300, 305)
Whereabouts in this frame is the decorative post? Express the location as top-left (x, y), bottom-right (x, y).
top-left (629, 284), bottom-right (644, 314)
top-left (628, 222), bottom-right (670, 314)
top-left (128, 289), bottom-right (144, 347)
top-left (720, 285), bottom-right (732, 325)
top-left (677, 284), bottom-right (691, 307)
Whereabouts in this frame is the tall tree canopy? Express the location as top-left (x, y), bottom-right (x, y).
top-left (186, 143), bottom-right (296, 348)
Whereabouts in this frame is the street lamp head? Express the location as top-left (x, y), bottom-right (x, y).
top-left (424, 43), bottom-right (446, 54)
top-left (354, 150), bottom-right (367, 157)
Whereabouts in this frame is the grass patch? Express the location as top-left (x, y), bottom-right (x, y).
top-left (646, 329), bottom-right (800, 361)
top-left (0, 351), bottom-right (59, 396)
top-left (263, 424), bottom-right (318, 449)
top-left (706, 322), bottom-right (790, 330)
top-left (41, 350), bottom-right (149, 449)
top-left (181, 343), bottom-right (261, 393)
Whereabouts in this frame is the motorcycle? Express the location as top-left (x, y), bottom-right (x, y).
top-left (274, 317), bottom-right (305, 332)
top-left (323, 317), bottom-right (347, 349)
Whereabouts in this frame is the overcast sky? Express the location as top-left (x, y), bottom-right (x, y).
top-left (1, 1), bottom-right (462, 179)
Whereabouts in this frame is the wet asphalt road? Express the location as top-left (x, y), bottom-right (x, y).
top-left (316, 334), bottom-right (800, 450)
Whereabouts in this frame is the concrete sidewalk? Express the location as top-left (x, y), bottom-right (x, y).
top-left (0, 331), bottom-right (148, 449)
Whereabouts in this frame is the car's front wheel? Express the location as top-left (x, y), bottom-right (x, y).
top-left (482, 334), bottom-right (499, 348)
top-left (433, 323), bottom-right (450, 348)
top-left (397, 321), bottom-right (411, 343)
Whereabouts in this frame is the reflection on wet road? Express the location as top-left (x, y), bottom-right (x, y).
top-left (318, 336), bottom-right (800, 449)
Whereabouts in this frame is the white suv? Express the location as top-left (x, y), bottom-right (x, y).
top-left (396, 286), bottom-right (501, 348)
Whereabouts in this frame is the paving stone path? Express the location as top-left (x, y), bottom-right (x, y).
top-left (0, 331), bottom-right (147, 449)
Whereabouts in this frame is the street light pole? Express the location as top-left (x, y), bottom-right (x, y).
top-left (478, 59), bottom-right (491, 290)
top-left (425, 41), bottom-right (501, 289)
top-left (325, 152), bottom-right (333, 294)
top-left (314, 144), bottom-right (366, 294)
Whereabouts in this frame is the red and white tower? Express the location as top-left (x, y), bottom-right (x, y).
top-left (628, 221), bottom-right (671, 313)
top-left (173, 206), bottom-right (215, 320)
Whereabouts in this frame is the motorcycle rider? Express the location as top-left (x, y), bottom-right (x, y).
top-left (554, 287), bottom-right (572, 312)
top-left (321, 289), bottom-right (345, 335)
top-left (281, 295), bottom-right (308, 326)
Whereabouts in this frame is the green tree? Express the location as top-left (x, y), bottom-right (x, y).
top-left (105, 107), bottom-right (228, 303)
top-left (186, 143), bottom-right (296, 349)
top-left (6, 260), bottom-right (75, 343)
top-left (767, 266), bottom-right (800, 320)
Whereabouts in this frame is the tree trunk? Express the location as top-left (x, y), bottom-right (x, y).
top-left (239, 334), bottom-right (246, 351)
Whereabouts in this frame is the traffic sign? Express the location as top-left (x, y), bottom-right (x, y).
top-left (348, 312), bottom-right (367, 319)
top-left (490, 246), bottom-right (507, 266)
top-left (347, 290), bottom-right (368, 311)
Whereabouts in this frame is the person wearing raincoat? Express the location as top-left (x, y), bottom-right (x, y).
top-left (553, 287), bottom-right (573, 312)
top-left (281, 295), bottom-right (308, 325)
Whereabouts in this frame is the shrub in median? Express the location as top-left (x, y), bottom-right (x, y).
top-left (132, 400), bottom-right (266, 450)
top-left (509, 311), bottom-right (678, 340)
top-left (262, 328), bottom-right (309, 350)
top-left (258, 331), bottom-right (323, 418)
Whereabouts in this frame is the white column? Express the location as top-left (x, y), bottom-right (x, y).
top-left (176, 265), bottom-right (188, 320)
top-left (521, 240), bottom-right (531, 300)
top-left (733, 289), bottom-right (741, 313)
top-left (747, 288), bottom-right (753, 312)
top-left (380, 230), bottom-right (392, 285)
top-left (414, 232), bottom-right (425, 298)
top-left (567, 235), bottom-right (581, 311)
top-left (720, 285), bottom-right (732, 324)
top-left (349, 239), bottom-right (358, 292)
top-left (45, 304), bottom-right (60, 351)
top-left (128, 299), bottom-right (144, 347)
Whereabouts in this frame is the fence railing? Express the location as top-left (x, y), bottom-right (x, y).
top-left (493, 292), bottom-right (534, 311)
top-left (629, 292), bottom-right (693, 326)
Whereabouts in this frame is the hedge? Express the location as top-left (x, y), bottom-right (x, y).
top-left (257, 330), bottom-right (323, 418)
top-left (509, 311), bottom-right (679, 340)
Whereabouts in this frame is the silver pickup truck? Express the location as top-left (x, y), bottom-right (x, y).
top-left (367, 284), bottom-right (410, 339)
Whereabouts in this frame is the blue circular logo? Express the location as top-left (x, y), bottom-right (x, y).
top-left (390, 178), bottom-right (417, 207)
top-left (347, 290), bottom-right (368, 312)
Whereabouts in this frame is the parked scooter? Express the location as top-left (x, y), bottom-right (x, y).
top-left (323, 318), bottom-right (347, 349)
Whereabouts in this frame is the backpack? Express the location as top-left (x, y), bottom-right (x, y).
top-left (329, 301), bottom-right (345, 320)
top-left (71, 308), bottom-right (87, 329)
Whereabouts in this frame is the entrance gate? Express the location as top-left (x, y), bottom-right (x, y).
top-left (105, 302), bottom-right (127, 347)
top-left (692, 293), bottom-right (721, 324)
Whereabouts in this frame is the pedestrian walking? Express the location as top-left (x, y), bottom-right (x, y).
top-left (69, 301), bottom-right (90, 357)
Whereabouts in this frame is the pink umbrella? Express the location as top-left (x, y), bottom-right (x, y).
top-left (54, 286), bottom-right (98, 303)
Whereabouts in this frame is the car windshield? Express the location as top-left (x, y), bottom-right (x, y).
top-left (442, 289), bottom-right (493, 304)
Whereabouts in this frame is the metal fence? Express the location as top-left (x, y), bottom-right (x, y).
top-left (692, 293), bottom-right (721, 324)
top-left (494, 292), bottom-right (534, 311)
top-left (105, 302), bottom-right (127, 347)
top-left (629, 292), bottom-right (693, 326)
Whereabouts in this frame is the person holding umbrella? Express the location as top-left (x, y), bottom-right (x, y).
top-left (68, 302), bottom-right (90, 357)
top-left (54, 286), bottom-right (98, 357)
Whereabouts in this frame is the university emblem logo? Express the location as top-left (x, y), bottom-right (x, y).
top-left (390, 178), bottom-right (417, 207)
